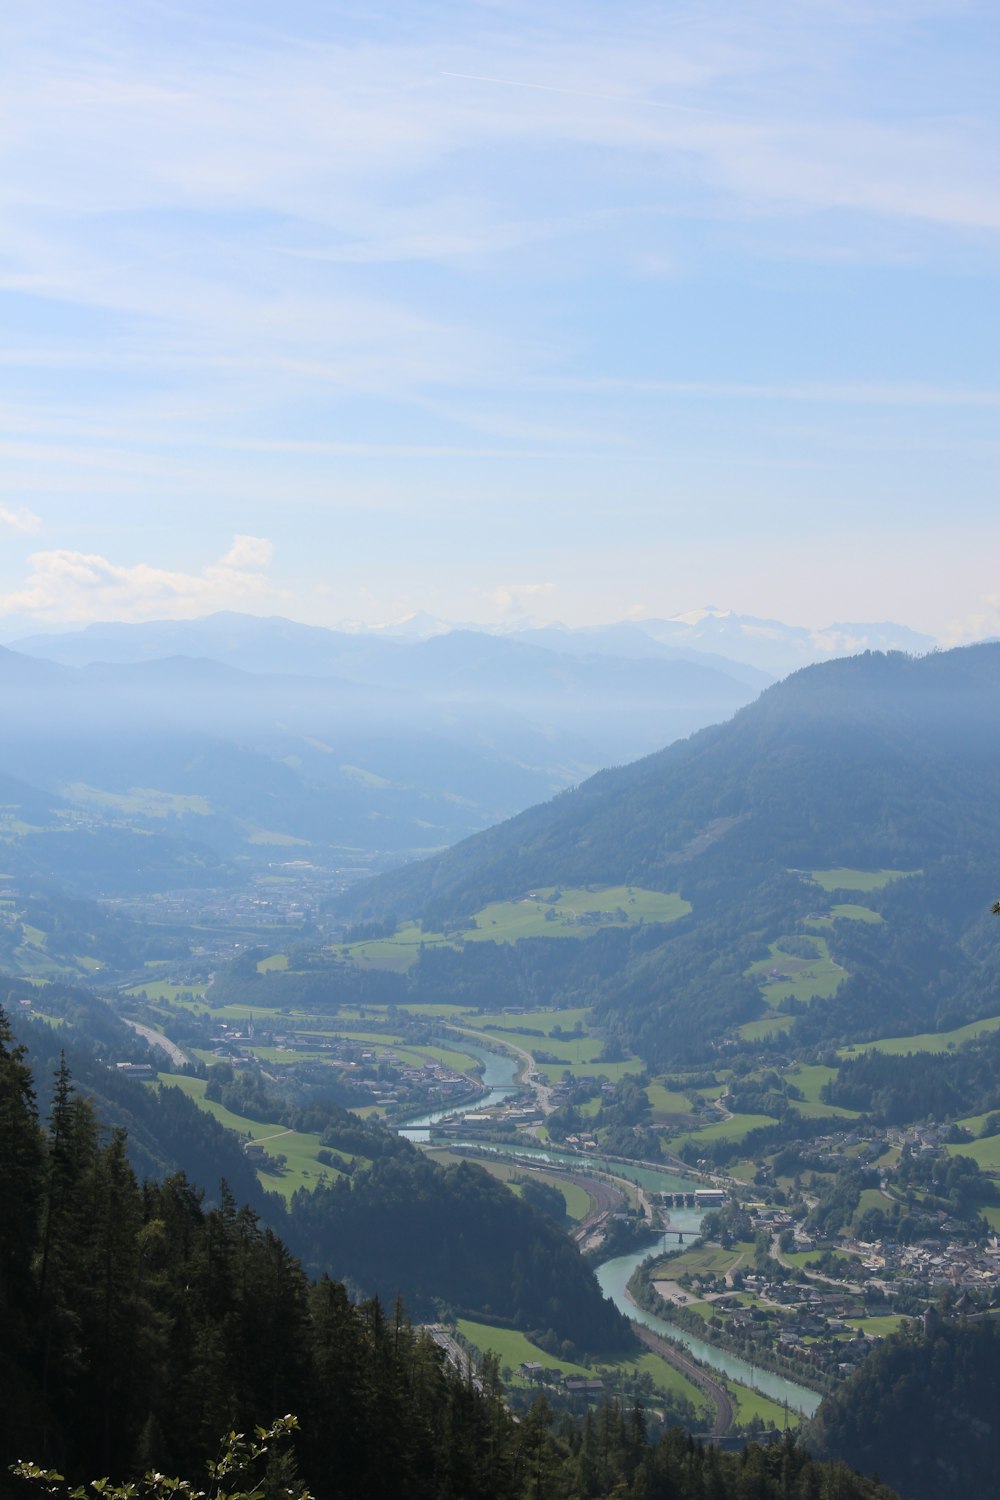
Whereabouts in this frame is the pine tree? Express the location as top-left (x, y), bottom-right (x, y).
top-left (0, 1005), bottom-right (45, 1462)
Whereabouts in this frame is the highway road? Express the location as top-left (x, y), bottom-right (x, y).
top-left (123, 1020), bottom-right (190, 1068)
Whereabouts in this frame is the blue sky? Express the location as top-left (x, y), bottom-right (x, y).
top-left (1, 0), bottom-right (998, 639)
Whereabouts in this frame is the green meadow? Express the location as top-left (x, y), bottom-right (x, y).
top-left (726, 1383), bottom-right (799, 1430)
top-left (808, 868), bottom-right (919, 892)
top-left (806, 903), bottom-right (884, 930)
top-left (841, 1013), bottom-right (1000, 1058)
top-left (124, 979), bottom-right (209, 1001)
top-left (946, 1134), bottom-right (1000, 1172)
top-left (737, 1014), bottom-right (796, 1042)
top-left (61, 783), bottom-right (213, 818)
top-left (160, 1076), bottom-right (343, 1199)
top-left (533, 1057), bottom-right (646, 1085)
top-left (646, 1083), bottom-right (693, 1120)
top-left (455, 1319), bottom-right (593, 1377)
top-left (455, 1321), bottom-right (708, 1414)
top-left (461, 1005), bottom-right (594, 1036)
top-left (844, 1316), bottom-right (911, 1337)
top-left (745, 937), bottom-right (845, 1010)
top-left (340, 886), bottom-right (690, 969)
top-left (648, 1242), bottom-right (753, 1281)
top-left (671, 1114), bottom-right (778, 1151)
top-left (783, 1064), bottom-right (837, 1103)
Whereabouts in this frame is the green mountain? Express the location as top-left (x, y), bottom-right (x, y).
top-left (805, 1315), bottom-right (1000, 1500)
top-left (335, 645), bottom-right (1000, 1063)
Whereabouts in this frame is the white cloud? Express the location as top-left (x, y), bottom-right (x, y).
top-left (220, 534), bottom-right (273, 570)
top-left (487, 581), bottom-right (556, 618)
top-left (0, 534), bottom-right (283, 623)
top-left (943, 596), bottom-right (1000, 646)
top-left (0, 503), bottom-right (42, 533)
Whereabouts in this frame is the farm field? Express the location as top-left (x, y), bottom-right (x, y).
top-left (339, 885), bottom-right (690, 969)
top-left (455, 1319), bottom-right (593, 1378)
top-left (160, 1076), bottom-right (341, 1198)
top-left (647, 1241), bottom-right (754, 1282)
top-left (725, 1384), bottom-right (797, 1430)
top-left (737, 1014), bottom-right (795, 1042)
top-left (841, 1013), bottom-right (1000, 1057)
top-left (533, 1057), bottom-right (645, 1085)
top-left (124, 979), bottom-right (210, 1001)
top-left (845, 1316), bottom-right (912, 1337)
top-left (646, 1083), bottom-right (693, 1119)
top-left (745, 937), bottom-right (844, 1010)
top-left (463, 1025), bottom-right (603, 1063)
top-left (461, 1005), bottom-right (594, 1035)
top-left (946, 1134), bottom-right (1000, 1172)
top-left (808, 868), bottom-right (919, 892)
top-left (671, 1114), bottom-right (778, 1151)
top-left (852, 1188), bottom-right (890, 1224)
top-left (784, 1064), bottom-right (837, 1104)
top-left (455, 1320), bottom-right (708, 1414)
top-left (788, 1099), bottom-right (860, 1121)
top-left (256, 953), bottom-right (289, 971)
top-left (829, 903), bottom-right (883, 924)
top-left (61, 783), bottom-right (213, 819)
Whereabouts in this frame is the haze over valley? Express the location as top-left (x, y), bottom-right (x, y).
top-left (2, 2), bottom-right (998, 1496)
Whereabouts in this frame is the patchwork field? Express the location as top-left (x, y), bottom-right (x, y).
top-left (340, 885), bottom-right (691, 970)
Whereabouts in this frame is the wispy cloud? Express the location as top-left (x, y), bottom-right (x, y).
top-left (532, 378), bottom-right (1000, 408)
top-left (0, 503), bottom-right (43, 533)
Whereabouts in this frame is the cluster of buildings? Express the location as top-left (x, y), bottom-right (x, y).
top-left (204, 1017), bottom-right (487, 1118)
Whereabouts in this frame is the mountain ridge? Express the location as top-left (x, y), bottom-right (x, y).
top-left (333, 643), bottom-right (1000, 1065)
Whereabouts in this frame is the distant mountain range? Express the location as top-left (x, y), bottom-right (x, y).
top-left (0, 607), bottom-right (941, 904)
top-left (10, 604), bottom-right (935, 683)
top-left (0, 613), bottom-right (756, 897)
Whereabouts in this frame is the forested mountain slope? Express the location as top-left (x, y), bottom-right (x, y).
top-left (5, 990), bottom-right (626, 1351)
top-left (335, 645), bottom-right (1000, 1062)
top-left (805, 1317), bottom-right (1000, 1500)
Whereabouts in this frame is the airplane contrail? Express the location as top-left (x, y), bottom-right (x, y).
top-left (440, 72), bottom-right (707, 114)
